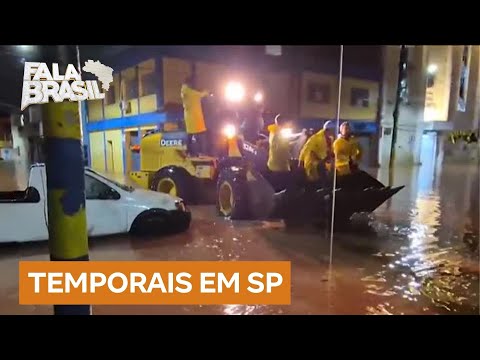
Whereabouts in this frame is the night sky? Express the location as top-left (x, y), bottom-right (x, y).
top-left (0, 45), bottom-right (382, 113)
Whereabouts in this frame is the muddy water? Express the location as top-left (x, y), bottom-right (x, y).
top-left (0, 161), bottom-right (478, 315)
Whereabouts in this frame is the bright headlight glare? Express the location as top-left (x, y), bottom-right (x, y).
top-left (280, 128), bottom-right (293, 138)
top-left (223, 124), bottom-right (237, 139)
top-left (225, 82), bottom-right (245, 102)
top-left (253, 92), bottom-right (263, 103)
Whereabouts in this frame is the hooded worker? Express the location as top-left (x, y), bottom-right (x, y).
top-left (298, 120), bottom-right (336, 182)
top-left (333, 121), bottom-right (362, 176)
top-left (267, 114), bottom-right (292, 173)
top-left (265, 114), bottom-right (297, 192)
top-left (181, 74), bottom-right (210, 156)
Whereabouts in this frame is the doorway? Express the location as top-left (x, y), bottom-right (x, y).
top-left (419, 131), bottom-right (438, 193)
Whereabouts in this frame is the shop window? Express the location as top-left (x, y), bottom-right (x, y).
top-left (141, 72), bottom-right (157, 97)
top-left (105, 83), bottom-right (116, 105)
top-left (124, 78), bottom-right (139, 101)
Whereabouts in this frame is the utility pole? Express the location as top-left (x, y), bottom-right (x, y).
top-left (389, 45), bottom-right (409, 168)
top-left (43, 45), bottom-right (91, 315)
top-left (372, 46), bottom-right (385, 168)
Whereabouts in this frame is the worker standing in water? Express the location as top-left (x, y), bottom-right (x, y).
top-left (298, 120), bottom-right (336, 187)
top-left (181, 73), bottom-right (210, 156)
top-left (333, 121), bottom-right (362, 176)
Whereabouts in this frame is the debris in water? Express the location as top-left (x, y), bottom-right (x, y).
top-left (366, 284), bottom-right (384, 291)
top-left (366, 304), bottom-right (393, 315)
top-left (373, 252), bottom-right (396, 257)
top-left (366, 289), bottom-right (396, 297)
top-left (361, 275), bottom-right (387, 283)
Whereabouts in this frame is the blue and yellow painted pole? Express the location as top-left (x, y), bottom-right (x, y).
top-left (43, 100), bottom-right (91, 315)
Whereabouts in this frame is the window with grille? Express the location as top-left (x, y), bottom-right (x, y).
top-left (350, 88), bottom-right (370, 108)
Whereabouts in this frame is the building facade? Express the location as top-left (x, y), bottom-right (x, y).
top-left (84, 46), bottom-right (381, 175)
top-left (379, 45), bottom-right (479, 168)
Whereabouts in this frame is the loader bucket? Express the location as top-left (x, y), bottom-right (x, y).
top-left (332, 185), bottom-right (405, 217)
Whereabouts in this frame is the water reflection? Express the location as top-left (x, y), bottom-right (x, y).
top-left (364, 164), bottom-right (479, 314)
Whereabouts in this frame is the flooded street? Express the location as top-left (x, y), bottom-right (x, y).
top-left (0, 161), bottom-right (478, 315)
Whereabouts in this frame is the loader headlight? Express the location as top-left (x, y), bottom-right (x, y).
top-left (225, 82), bottom-right (245, 102)
top-left (222, 124), bottom-right (237, 139)
top-left (280, 127), bottom-right (293, 138)
top-left (253, 91), bottom-right (263, 103)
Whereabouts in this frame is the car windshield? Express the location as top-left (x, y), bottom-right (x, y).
top-left (86, 169), bottom-right (135, 193)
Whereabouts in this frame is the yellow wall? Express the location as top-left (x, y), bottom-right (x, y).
top-left (87, 100), bottom-right (103, 121)
top-left (340, 77), bottom-right (379, 121)
top-left (140, 94), bottom-right (158, 113)
top-left (163, 57), bottom-right (192, 105)
top-left (89, 132), bottom-right (106, 172)
top-left (104, 130), bottom-right (124, 174)
top-left (300, 72), bottom-right (378, 120)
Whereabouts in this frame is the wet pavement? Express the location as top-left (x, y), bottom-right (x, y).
top-left (0, 160), bottom-right (478, 315)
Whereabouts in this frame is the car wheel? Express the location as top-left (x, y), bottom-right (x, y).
top-left (151, 167), bottom-right (193, 203)
top-left (129, 210), bottom-right (169, 237)
top-left (216, 169), bottom-right (250, 220)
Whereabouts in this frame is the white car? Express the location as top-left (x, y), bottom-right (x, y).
top-left (0, 163), bottom-right (191, 243)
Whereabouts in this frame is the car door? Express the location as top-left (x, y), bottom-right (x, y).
top-left (84, 174), bottom-right (128, 237)
top-left (0, 187), bottom-right (48, 243)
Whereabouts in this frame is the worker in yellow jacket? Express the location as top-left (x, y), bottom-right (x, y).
top-left (181, 74), bottom-right (210, 156)
top-left (333, 122), bottom-right (362, 176)
top-left (298, 120), bottom-right (335, 183)
top-left (266, 115), bottom-right (296, 191)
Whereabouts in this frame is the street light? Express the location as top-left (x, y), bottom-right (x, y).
top-left (427, 64), bottom-right (438, 74)
top-left (225, 82), bottom-right (245, 102)
top-left (16, 45), bottom-right (34, 52)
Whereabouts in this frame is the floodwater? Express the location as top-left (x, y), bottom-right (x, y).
top-left (0, 160), bottom-right (478, 315)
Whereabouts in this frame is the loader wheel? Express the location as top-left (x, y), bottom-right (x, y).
top-left (151, 167), bottom-right (193, 203)
top-left (217, 169), bottom-right (250, 219)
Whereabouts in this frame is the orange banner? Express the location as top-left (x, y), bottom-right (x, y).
top-left (19, 261), bottom-right (291, 305)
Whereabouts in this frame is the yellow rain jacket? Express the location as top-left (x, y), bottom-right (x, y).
top-left (298, 129), bottom-right (332, 181)
top-left (333, 136), bottom-right (362, 176)
top-left (181, 84), bottom-right (209, 134)
top-left (267, 124), bottom-right (291, 172)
